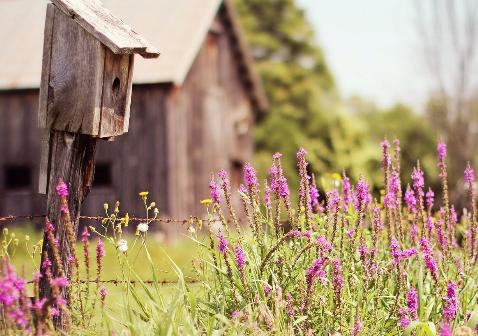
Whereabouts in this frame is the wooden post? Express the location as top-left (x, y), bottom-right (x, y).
top-left (39, 131), bottom-right (97, 328)
top-left (37, 0), bottom-right (159, 330)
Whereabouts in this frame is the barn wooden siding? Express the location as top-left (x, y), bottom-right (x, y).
top-left (0, 89), bottom-right (45, 217)
top-left (0, 13), bottom-right (255, 230)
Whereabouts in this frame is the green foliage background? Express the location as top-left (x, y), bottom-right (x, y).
top-left (234, 0), bottom-right (438, 192)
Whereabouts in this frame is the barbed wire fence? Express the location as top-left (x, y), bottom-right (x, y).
top-left (0, 213), bottom-right (210, 285)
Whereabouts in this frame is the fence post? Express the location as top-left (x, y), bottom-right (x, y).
top-left (37, 0), bottom-right (159, 330)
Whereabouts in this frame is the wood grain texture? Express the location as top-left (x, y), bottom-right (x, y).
top-left (50, 0), bottom-right (159, 58)
top-left (38, 129), bottom-right (51, 194)
top-left (38, 4), bottom-right (55, 129)
top-left (99, 51), bottom-right (132, 137)
top-left (47, 7), bottom-right (105, 135)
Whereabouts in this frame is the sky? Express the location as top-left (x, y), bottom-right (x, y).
top-left (297, 0), bottom-right (431, 110)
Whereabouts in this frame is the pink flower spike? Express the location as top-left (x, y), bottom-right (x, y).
top-left (55, 181), bottom-right (69, 197)
top-left (465, 163), bottom-right (475, 184)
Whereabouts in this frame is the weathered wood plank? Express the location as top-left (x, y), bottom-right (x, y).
top-left (50, 0), bottom-right (159, 58)
top-left (99, 51), bottom-right (132, 137)
top-left (47, 7), bottom-right (105, 135)
top-left (38, 4), bottom-right (55, 129)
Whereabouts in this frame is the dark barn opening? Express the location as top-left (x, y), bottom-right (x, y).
top-left (93, 163), bottom-right (112, 187)
top-left (4, 165), bottom-right (32, 190)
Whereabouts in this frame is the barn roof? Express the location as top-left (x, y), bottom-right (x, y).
top-left (0, 0), bottom-right (267, 111)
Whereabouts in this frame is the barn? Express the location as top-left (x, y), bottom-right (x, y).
top-left (0, 0), bottom-right (267, 225)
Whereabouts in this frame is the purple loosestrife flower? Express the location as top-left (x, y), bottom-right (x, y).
top-left (209, 178), bottom-right (221, 204)
top-left (100, 287), bottom-right (107, 306)
top-left (316, 236), bottom-right (332, 252)
top-left (342, 172), bottom-right (353, 211)
top-left (426, 188), bottom-right (434, 210)
top-left (96, 239), bottom-right (105, 279)
top-left (332, 258), bottom-right (344, 293)
top-left (263, 284), bottom-right (272, 296)
top-left (231, 310), bottom-right (240, 320)
top-left (269, 163), bottom-right (291, 204)
top-left (96, 239), bottom-right (105, 259)
top-left (53, 276), bottom-right (69, 288)
top-left (404, 185), bottom-right (417, 213)
top-left (310, 183), bottom-right (319, 209)
top-left (411, 166), bottom-right (425, 195)
top-left (440, 322), bottom-right (452, 336)
top-left (427, 216), bottom-right (434, 235)
top-left (218, 170), bottom-right (230, 189)
top-left (327, 189), bottom-right (340, 213)
top-left (398, 307), bottom-right (410, 328)
top-left (217, 232), bottom-right (228, 255)
top-left (234, 245), bottom-right (246, 272)
top-left (244, 163), bottom-right (258, 190)
top-left (381, 139), bottom-right (391, 171)
top-left (390, 239), bottom-right (417, 264)
top-left (56, 181), bottom-right (69, 197)
top-left (385, 172), bottom-right (401, 209)
top-left (372, 203), bottom-right (384, 231)
top-left (352, 319), bottom-right (363, 336)
top-left (297, 148), bottom-right (312, 220)
top-left (305, 258), bottom-right (326, 287)
top-left (437, 142), bottom-right (447, 163)
top-left (443, 281), bottom-right (458, 321)
top-left (354, 177), bottom-right (371, 211)
top-left (419, 237), bottom-right (438, 280)
top-left (407, 287), bottom-right (418, 320)
top-left (264, 185), bottom-right (272, 209)
top-left (465, 163), bottom-right (475, 184)
top-left (81, 226), bottom-right (90, 243)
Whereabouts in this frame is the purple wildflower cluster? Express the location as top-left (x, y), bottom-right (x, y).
top-left (305, 258), bottom-right (326, 287)
top-left (419, 237), bottom-right (439, 280)
top-left (234, 245), bottom-right (246, 272)
top-left (217, 232), bottom-right (228, 255)
top-left (0, 263), bottom-right (28, 328)
top-left (443, 281), bottom-right (458, 321)
top-left (209, 177), bottom-right (221, 204)
top-left (390, 239), bottom-right (417, 265)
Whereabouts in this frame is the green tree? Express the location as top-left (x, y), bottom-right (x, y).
top-left (235, 0), bottom-right (377, 188)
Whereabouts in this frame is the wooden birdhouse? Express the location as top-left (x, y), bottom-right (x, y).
top-left (38, 0), bottom-right (159, 138)
top-left (38, 0), bottom-right (159, 194)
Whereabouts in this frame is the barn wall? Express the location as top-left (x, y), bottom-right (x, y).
top-left (0, 90), bottom-right (45, 219)
top-left (82, 85), bottom-right (169, 219)
top-left (0, 86), bottom-right (170, 223)
top-left (165, 15), bottom-right (255, 222)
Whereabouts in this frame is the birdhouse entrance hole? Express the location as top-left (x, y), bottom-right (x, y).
top-left (112, 77), bottom-right (120, 96)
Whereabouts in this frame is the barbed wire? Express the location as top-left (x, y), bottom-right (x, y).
top-left (26, 278), bottom-right (201, 286)
top-left (0, 214), bottom-right (207, 225)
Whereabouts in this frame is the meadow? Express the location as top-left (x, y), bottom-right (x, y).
top-left (2, 139), bottom-right (478, 335)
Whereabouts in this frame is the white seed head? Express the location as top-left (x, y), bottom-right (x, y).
top-left (117, 239), bottom-right (128, 252)
top-left (137, 223), bottom-right (149, 233)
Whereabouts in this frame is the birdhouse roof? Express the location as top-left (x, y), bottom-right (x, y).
top-left (50, 0), bottom-right (159, 58)
top-left (0, 0), bottom-right (267, 111)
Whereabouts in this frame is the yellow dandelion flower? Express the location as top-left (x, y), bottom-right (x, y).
top-left (124, 213), bottom-right (129, 227)
top-left (139, 191), bottom-right (149, 198)
top-left (200, 199), bottom-right (213, 205)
